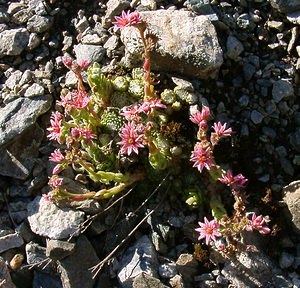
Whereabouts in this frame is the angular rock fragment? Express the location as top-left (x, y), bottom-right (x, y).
top-left (0, 28), bottom-right (29, 57)
top-left (0, 95), bottom-right (52, 146)
top-left (58, 235), bottom-right (99, 288)
top-left (0, 232), bottom-right (24, 253)
top-left (282, 180), bottom-right (300, 234)
top-left (27, 196), bottom-right (85, 240)
top-left (118, 235), bottom-right (158, 286)
top-left (121, 10), bottom-right (223, 79)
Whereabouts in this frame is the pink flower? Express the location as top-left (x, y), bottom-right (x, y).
top-left (62, 55), bottom-right (73, 68)
top-left (49, 149), bottom-right (64, 163)
top-left (195, 217), bottom-right (222, 245)
top-left (189, 106), bottom-right (211, 125)
top-left (117, 122), bottom-right (144, 155)
top-left (113, 10), bottom-right (143, 29)
top-left (72, 90), bottom-right (89, 109)
top-left (211, 122), bottom-right (232, 145)
top-left (190, 144), bottom-right (214, 173)
top-left (47, 111), bottom-right (63, 141)
top-left (57, 90), bottom-right (89, 111)
top-left (77, 59), bottom-right (90, 70)
top-left (137, 99), bottom-right (167, 114)
top-left (218, 170), bottom-right (248, 191)
top-left (48, 176), bottom-right (63, 189)
top-left (246, 213), bottom-right (271, 234)
top-left (71, 127), bottom-right (97, 145)
top-left (42, 193), bottom-right (53, 201)
top-left (121, 104), bottom-right (140, 120)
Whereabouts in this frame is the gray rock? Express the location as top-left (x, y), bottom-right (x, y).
top-left (0, 95), bottom-right (52, 146)
top-left (0, 232), bottom-right (24, 253)
top-left (58, 235), bottom-right (99, 288)
top-left (0, 257), bottom-right (16, 288)
top-left (239, 95), bottom-right (249, 107)
top-left (250, 110), bottom-right (264, 124)
top-left (7, 2), bottom-right (27, 15)
top-left (81, 33), bottom-right (103, 45)
top-left (15, 222), bottom-right (36, 243)
top-left (272, 79), bottom-right (294, 103)
top-left (46, 239), bottom-right (76, 260)
top-left (269, 0), bottom-right (300, 13)
top-left (8, 199), bottom-right (31, 224)
top-left (221, 251), bottom-right (285, 288)
top-left (26, 242), bottom-right (54, 273)
top-left (4, 70), bottom-right (23, 90)
top-left (118, 235), bottom-right (158, 286)
top-left (74, 17), bottom-right (89, 34)
top-left (33, 271), bottom-right (62, 288)
top-left (226, 35), bottom-right (244, 60)
top-left (133, 272), bottom-right (169, 288)
top-left (186, 0), bottom-right (215, 15)
top-left (176, 253), bottom-right (199, 281)
top-left (158, 262), bottom-right (177, 279)
top-left (279, 252), bottom-right (295, 269)
top-left (28, 0), bottom-right (49, 15)
top-left (103, 0), bottom-right (130, 28)
top-left (24, 83), bottom-right (45, 97)
top-left (121, 10), bottom-right (223, 79)
top-left (10, 8), bottom-right (33, 24)
top-left (74, 44), bottom-right (105, 64)
top-left (279, 157), bottom-right (294, 176)
top-left (27, 196), bottom-right (85, 239)
top-left (169, 274), bottom-right (184, 288)
top-left (282, 181), bottom-right (300, 234)
top-left (27, 33), bottom-right (42, 50)
top-left (27, 15), bottom-right (53, 34)
top-left (288, 130), bottom-right (300, 152)
top-left (140, 0), bottom-right (157, 10)
top-left (103, 35), bottom-right (119, 56)
top-left (243, 63), bottom-right (256, 82)
top-left (0, 28), bottom-right (29, 57)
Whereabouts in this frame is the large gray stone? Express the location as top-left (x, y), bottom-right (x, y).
top-left (269, 0), bottom-right (300, 13)
top-left (74, 44), bottom-right (105, 64)
top-left (272, 79), bottom-right (294, 103)
top-left (121, 10), bottom-right (223, 79)
top-left (58, 235), bottom-right (99, 288)
top-left (0, 124), bottom-right (44, 179)
top-left (282, 180), bottom-right (300, 234)
top-left (0, 28), bottom-right (29, 57)
top-left (118, 235), bottom-right (159, 287)
top-left (222, 251), bottom-right (290, 288)
top-left (27, 196), bottom-right (85, 240)
top-left (27, 15), bottom-right (53, 34)
top-left (0, 95), bottom-right (52, 146)
top-left (0, 232), bottom-right (24, 253)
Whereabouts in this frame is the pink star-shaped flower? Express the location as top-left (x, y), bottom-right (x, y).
top-left (195, 217), bottom-right (222, 245)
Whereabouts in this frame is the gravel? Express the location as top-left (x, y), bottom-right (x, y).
top-left (0, 0), bottom-right (299, 287)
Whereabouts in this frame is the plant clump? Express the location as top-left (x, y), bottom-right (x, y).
top-left (45, 10), bottom-right (271, 265)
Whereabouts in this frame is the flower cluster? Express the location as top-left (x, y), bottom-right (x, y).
top-left (44, 10), bottom-right (271, 260)
top-left (190, 105), bottom-right (270, 256)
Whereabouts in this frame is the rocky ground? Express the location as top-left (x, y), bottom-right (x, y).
top-left (0, 0), bottom-right (300, 287)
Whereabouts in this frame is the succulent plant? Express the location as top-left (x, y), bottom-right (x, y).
top-left (87, 63), bottom-right (113, 105)
top-left (112, 76), bottom-right (129, 92)
top-left (161, 89), bottom-right (177, 105)
top-left (100, 109), bottom-right (124, 133)
top-left (128, 78), bottom-right (145, 99)
top-left (110, 90), bottom-right (134, 108)
top-left (131, 67), bottom-right (144, 80)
